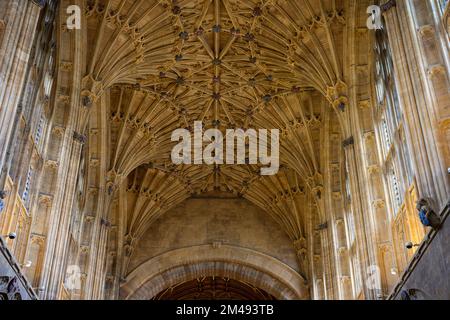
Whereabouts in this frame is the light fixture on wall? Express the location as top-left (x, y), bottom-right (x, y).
top-left (405, 241), bottom-right (420, 250)
top-left (2, 232), bottom-right (17, 240)
top-left (390, 268), bottom-right (398, 275)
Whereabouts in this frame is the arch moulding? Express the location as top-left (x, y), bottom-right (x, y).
top-left (120, 245), bottom-right (309, 300)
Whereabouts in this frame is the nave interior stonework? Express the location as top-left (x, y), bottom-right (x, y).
top-left (0, 0), bottom-right (449, 300)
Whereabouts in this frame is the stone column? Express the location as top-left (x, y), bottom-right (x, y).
top-left (38, 0), bottom-right (87, 299)
top-left (324, 110), bottom-right (353, 300)
top-left (342, 137), bottom-right (375, 299)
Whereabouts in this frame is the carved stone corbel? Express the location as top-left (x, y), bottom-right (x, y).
top-left (427, 64), bottom-right (446, 79)
top-left (293, 237), bottom-right (307, 259)
top-left (73, 131), bottom-right (87, 145)
top-left (81, 75), bottom-right (103, 105)
top-left (306, 172), bottom-right (324, 199)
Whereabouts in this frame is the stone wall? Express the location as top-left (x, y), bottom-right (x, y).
top-left (127, 194), bottom-right (300, 274)
top-left (390, 202), bottom-right (450, 300)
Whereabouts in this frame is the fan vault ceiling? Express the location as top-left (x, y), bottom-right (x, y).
top-left (78, 0), bottom-right (352, 285)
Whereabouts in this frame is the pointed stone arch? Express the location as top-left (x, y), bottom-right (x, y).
top-left (120, 245), bottom-right (309, 300)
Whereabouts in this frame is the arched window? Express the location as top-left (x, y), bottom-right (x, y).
top-left (22, 167), bottom-right (33, 205)
top-left (374, 20), bottom-right (413, 214)
top-left (43, 73), bottom-right (53, 99)
top-left (35, 115), bottom-right (45, 145)
top-left (389, 167), bottom-right (402, 213)
top-left (381, 117), bottom-right (392, 153)
top-left (34, 13), bottom-right (56, 152)
top-left (373, 18), bottom-right (425, 274)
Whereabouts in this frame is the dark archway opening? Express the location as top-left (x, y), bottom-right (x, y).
top-left (152, 276), bottom-right (277, 300)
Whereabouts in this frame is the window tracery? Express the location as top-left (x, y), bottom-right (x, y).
top-left (373, 18), bottom-right (425, 274)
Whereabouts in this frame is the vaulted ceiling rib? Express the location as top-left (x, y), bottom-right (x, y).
top-left (83, 0), bottom-right (347, 243)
